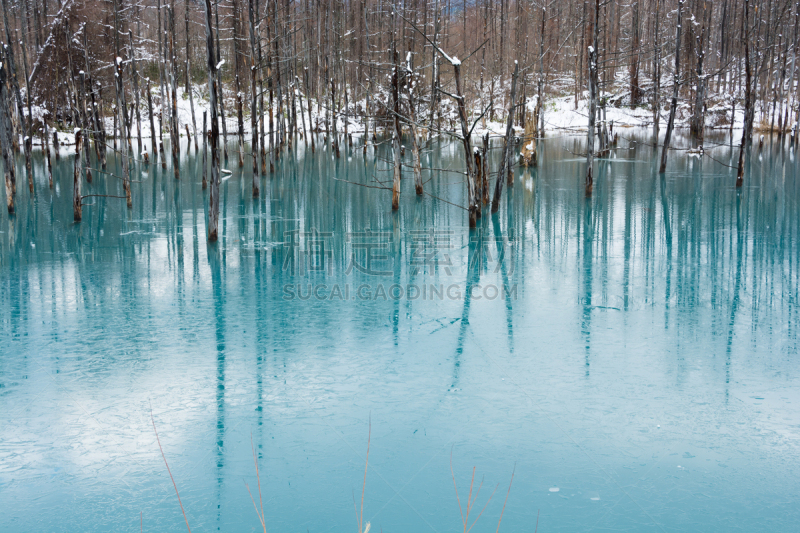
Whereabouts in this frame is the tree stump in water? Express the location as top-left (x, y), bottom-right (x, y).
top-left (520, 109), bottom-right (538, 167)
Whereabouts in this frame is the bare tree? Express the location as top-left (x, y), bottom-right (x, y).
top-left (659, 0), bottom-right (684, 174)
top-left (204, 0), bottom-right (222, 240)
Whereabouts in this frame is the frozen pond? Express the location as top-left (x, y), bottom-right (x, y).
top-left (1, 130), bottom-right (799, 532)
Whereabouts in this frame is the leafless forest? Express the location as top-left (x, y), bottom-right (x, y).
top-left (1, 0), bottom-right (799, 233)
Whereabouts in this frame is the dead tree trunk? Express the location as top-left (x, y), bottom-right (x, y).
top-left (185, 0), bottom-right (198, 151)
top-left (330, 78), bottom-right (340, 157)
top-left (115, 57), bottom-right (132, 208)
top-left (0, 52), bottom-right (15, 213)
top-left (405, 53), bottom-right (423, 195)
top-left (249, 0), bottom-right (260, 197)
top-left (204, 0), bottom-right (222, 240)
top-left (737, 0), bottom-right (753, 187)
top-left (1, 0), bottom-right (26, 149)
top-left (43, 117), bottom-right (52, 188)
top-left (659, 0), bottom-right (684, 174)
top-left (453, 61), bottom-right (478, 226)
top-left (129, 31), bottom-right (143, 154)
top-left (630, 0), bottom-right (642, 105)
top-left (233, 0), bottom-right (244, 166)
top-left (169, 2), bottom-right (180, 177)
top-left (78, 71), bottom-right (92, 184)
top-left (73, 129), bottom-right (82, 221)
top-left (482, 132), bottom-right (489, 205)
top-left (690, 2), bottom-right (707, 143)
top-left (147, 79), bottom-right (157, 159)
top-left (537, 2), bottom-right (546, 135)
top-left (215, 0), bottom-right (229, 160)
top-left (492, 61), bottom-right (519, 213)
top-left (83, 28), bottom-right (105, 168)
top-left (521, 104), bottom-right (538, 167)
top-left (652, 0), bottom-right (662, 143)
top-left (113, 0), bottom-right (131, 155)
top-left (586, 0), bottom-right (599, 195)
top-left (158, 0), bottom-right (167, 150)
top-left (428, 0), bottom-right (441, 142)
top-left (474, 147), bottom-right (483, 211)
top-left (236, 75), bottom-right (245, 167)
top-left (202, 111), bottom-right (208, 189)
top-left (391, 48), bottom-right (401, 210)
top-left (18, 2), bottom-right (34, 195)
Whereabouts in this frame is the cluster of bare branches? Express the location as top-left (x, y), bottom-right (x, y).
top-left (1, 0), bottom-right (799, 227)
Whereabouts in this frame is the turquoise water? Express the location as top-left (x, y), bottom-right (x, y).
top-left (1, 131), bottom-right (799, 532)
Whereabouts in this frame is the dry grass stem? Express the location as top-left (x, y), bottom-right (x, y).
top-left (358, 416), bottom-right (371, 533)
top-left (246, 434), bottom-right (268, 533)
top-left (150, 408), bottom-right (191, 533)
top-left (494, 464), bottom-right (515, 533)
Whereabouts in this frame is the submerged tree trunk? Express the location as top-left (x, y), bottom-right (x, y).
top-left (114, 56), bottom-right (132, 208)
top-left (129, 31), bottom-right (143, 154)
top-left (492, 62), bottom-right (520, 213)
top-left (428, 0), bottom-right (441, 142)
top-left (78, 71), bottom-right (92, 184)
top-left (215, 0), bottom-right (229, 160)
top-left (202, 111), bottom-right (208, 190)
top-left (147, 80), bottom-right (157, 159)
top-left (1, 0), bottom-right (25, 151)
top-left (112, 0), bottom-right (131, 156)
top-left (0, 53), bottom-right (15, 214)
top-left (169, 1), bottom-right (180, 178)
top-left (737, 0), bottom-right (753, 187)
top-left (19, 1), bottom-right (34, 195)
top-left (659, 0), bottom-right (684, 174)
top-left (391, 48), bottom-right (401, 210)
top-left (249, 0), bottom-right (259, 197)
top-left (43, 118), bottom-right (52, 188)
top-left (690, 3), bottom-right (708, 144)
top-left (482, 133), bottom-right (490, 205)
top-left (453, 62), bottom-right (478, 227)
top-left (204, 0), bottom-right (222, 240)
top-left (652, 0), bottom-right (662, 144)
top-left (586, 0), bottom-right (599, 195)
top-left (521, 105), bottom-right (538, 167)
top-left (73, 129), bottom-right (83, 221)
top-left (630, 0), bottom-right (642, 105)
top-left (186, 0), bottom-right (198, 152)
top-left (405, 53), bottom-right (423, 195)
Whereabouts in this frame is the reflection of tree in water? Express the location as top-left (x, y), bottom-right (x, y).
top-left (493, 208), bottom-right (515, 356)
top-left (208, 245), bottom-right (227, 528)
top-left (453, 216), bottom-right (517, 388)
top-left (581, 193), bottom-right (594, 376)
top-left (724, 191), bottom-right (745, 405)
top-left (453, 230), bottom-right (481, 388)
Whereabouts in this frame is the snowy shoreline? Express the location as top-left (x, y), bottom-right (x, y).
top-left (24, 85), bottom-right (745, 154)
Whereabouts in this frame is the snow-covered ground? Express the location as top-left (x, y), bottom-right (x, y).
top-left (27, 81), bottom-right (745, 155)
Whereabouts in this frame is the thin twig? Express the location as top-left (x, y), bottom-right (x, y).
top-left (333, 177), bottom-right (393, 190)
